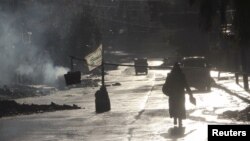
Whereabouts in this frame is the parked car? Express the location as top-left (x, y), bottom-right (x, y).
top-left (134, 58), bottom-right (148, 75)
top-left (180, 56), bottom-right (213, 91)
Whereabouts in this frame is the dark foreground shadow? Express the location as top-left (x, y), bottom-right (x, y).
top-left (161, 126), bottom-right (196, 140)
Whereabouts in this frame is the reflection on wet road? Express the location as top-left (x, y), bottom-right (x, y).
top-left (0, 60), bottom-right (249, 141)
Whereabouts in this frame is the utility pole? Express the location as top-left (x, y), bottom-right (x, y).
top-left (95, 44), bottom-right (111, 113)
top-left (101, 46), bottom-right (105, 86)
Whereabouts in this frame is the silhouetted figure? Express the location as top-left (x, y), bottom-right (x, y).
top-left (163, 62), bottom-right (195, 127)
top-left (95, 86), bottom-right (111, 113)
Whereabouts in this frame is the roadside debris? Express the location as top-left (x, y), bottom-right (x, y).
top-left (81, 79), bottom-right (100, 87)
top-left (0, 100), bottom-right (81, 118)
top-left (218, 105), bottom-right (250, 121)
top-left (112, 82), bottom-right (121, 86)
top-left (0, 85), bottom-right (56, 100)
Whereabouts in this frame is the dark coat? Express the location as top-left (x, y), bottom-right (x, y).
top-left (164, 70), bottom-right (192, 119)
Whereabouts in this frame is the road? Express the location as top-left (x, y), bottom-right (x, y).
top-left (0, 60), bottom-right (249, 141)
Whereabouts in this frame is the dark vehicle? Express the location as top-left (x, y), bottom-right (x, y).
top-left (180, 56), bottom-right (213, 91)
top-left (134, 58), bottom-right (148, 75)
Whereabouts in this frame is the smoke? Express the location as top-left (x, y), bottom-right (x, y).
top-left (43, 63), bottom-right (69, 86)
top-left (0, 12), bottom-right (21, 85)
top-left (0, 1), bottom-right (76, 87)
top-left (0, 0), bottom-right (104, 87)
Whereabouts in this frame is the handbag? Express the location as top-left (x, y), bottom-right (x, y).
top-left (162, 73), bottom-right (171, 96)
top-left (162, 83), bottom-right (169, 96)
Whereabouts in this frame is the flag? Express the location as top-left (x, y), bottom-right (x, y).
top-left (84, 44), bottom-right (102, 71)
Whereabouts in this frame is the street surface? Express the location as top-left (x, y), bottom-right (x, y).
top-left (0, 60), bottom-right (249, 141)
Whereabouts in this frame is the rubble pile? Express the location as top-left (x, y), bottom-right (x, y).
top-left (219, 105), bottom-right (250, 121)
top-left (81, 79), bottom-right (100, 87)
top-left (0, 100), bottom-right (81, 118)
top-left (0, 85), bottom-right (56, 100)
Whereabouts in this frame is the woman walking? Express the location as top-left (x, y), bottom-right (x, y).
top-left (163, 62), bottom-right (196, 127)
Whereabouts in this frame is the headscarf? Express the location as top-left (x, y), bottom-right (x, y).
top-left (171, 62), bottom-right (182, 74)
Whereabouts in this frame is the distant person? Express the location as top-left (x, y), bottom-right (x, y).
top-left (162, 62), bottom-right (196, 127)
